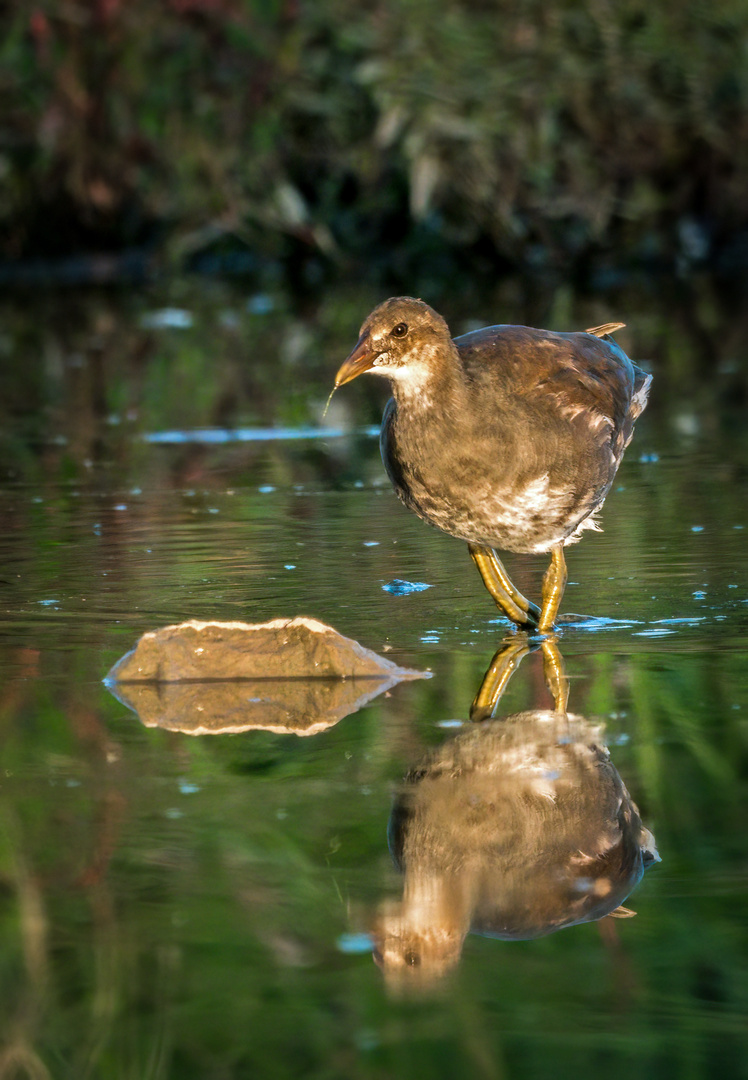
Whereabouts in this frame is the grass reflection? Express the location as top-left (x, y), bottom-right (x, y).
top-left (0, 615), bottom-right (745, 1075)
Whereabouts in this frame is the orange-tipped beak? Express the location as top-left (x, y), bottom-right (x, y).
top-left (334, 332), bottom-right (377, 387)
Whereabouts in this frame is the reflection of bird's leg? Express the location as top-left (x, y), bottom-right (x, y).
top-left (468, 545), bottom-right (541, 627)
top-left (540, 635), bottom-right (569, 714)
top-left (538, 545), bottom-right (567, 633)
top-left (470, 635), bottom-right (533, 721)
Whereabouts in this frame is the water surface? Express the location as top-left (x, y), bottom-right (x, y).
top-left (0, 283), bottom-right (746, 1078)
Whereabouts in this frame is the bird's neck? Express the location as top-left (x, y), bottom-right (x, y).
top-left (389, 341), bottom-right (466, 417)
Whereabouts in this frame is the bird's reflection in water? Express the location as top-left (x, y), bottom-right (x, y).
top-left (373, 635), bottom-right (659, 988)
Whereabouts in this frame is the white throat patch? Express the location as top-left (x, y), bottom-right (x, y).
top-left (370, 338), bottom-right (447, 406)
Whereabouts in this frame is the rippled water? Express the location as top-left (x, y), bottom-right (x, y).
top-left (1, 289), bottom-right (747, 1079)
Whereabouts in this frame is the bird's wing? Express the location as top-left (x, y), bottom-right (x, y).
top-left (455, 324), bottom-right (651, 461)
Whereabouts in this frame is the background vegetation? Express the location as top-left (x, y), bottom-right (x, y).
top-left (2, 0), bottom-right (748, 286)
top-left (2, 0), bottom-right (748, 446)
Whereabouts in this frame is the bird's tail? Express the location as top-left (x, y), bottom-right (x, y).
top-left (585, 321), bottom-right (626, 340)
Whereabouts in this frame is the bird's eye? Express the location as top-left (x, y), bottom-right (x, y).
top-left (391, 322), bottom-right (408, 337)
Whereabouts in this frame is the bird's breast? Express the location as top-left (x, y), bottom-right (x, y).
top-left (380, 396), bottom-right (610, 554)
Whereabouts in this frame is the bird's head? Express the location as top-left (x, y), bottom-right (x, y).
top-left (334, 297), bottom-right (453, 390)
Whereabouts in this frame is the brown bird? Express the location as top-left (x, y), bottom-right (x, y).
top-left (374, 707), bottom-right (658, 983)
top-left (333, 297), bottom-right (652, 631)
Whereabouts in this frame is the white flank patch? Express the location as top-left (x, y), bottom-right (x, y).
top-left (564, 508), bottom-right (604, 546)
top-left (632, 372), bottom-right (653, 414)
top-left (480, 474), bottom-right (574, 551)
top-left (558, 400), bottom-right (612, 438)
top-left (514, 474), bottom-right (557, 513)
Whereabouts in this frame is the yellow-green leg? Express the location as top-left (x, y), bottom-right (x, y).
top-left (540, 635), bottom-right (569, 714)
top-left (470, 632), bottom-right (569, 720)
top-left (468, 544), bottom-right (541, 628)
top-left (538, 545), bottom-right (567, 633)
top-left (470, 635), bottom-right (533, 721)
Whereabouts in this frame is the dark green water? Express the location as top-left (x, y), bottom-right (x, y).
top-left (0, 284), bottom-right (747, 1078)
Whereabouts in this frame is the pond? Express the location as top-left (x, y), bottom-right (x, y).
top-left (0, 280), bottom-right (746, 1079)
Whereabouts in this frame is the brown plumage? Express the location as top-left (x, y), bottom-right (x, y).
top-left (373, 709), bottom-right (658, 984)
top-left (334, 297), bottom-right (651, 631)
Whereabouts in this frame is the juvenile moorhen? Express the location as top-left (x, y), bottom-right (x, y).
top-left (334, 297), bottom-right (652, 631)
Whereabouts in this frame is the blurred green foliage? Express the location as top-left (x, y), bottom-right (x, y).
top-left (2, 0), bottom-right (748, 275)
top-left (0, 572), bottom-right (746, 1078)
